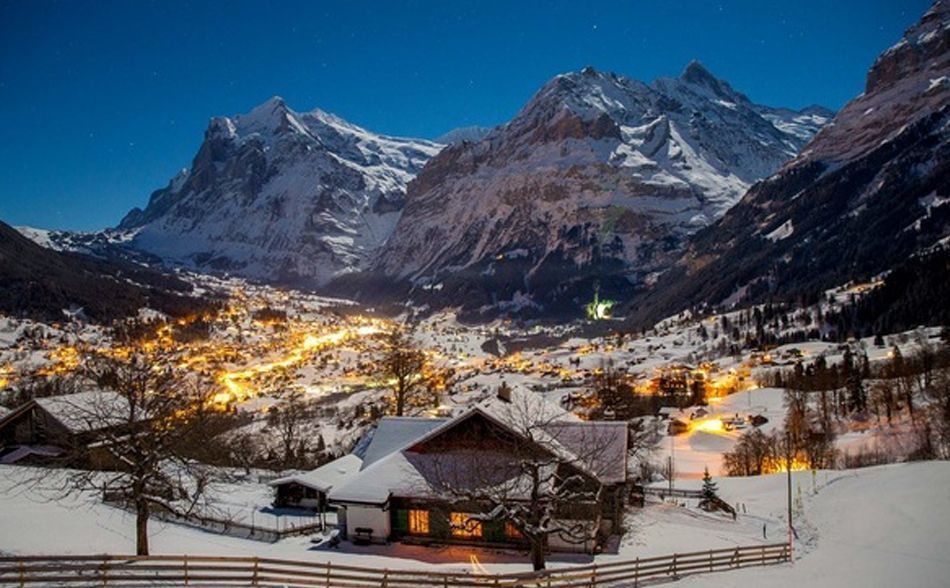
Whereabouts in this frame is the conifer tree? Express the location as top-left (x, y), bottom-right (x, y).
top-left (699, 466), bottom-right (719, 511)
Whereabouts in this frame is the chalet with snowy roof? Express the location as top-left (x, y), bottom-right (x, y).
top-left (0, 391), bottom-right (135, 467)
top-left (328, 389), bottom-right (629, 553)
top-left (269, 454), bottom-right (363, 510)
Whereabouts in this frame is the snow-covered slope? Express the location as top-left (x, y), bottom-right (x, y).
top-left (627, 1), bottom-right (950, 326)
top-left (371, 63), bottom-right (829, 313)
top-left (676, 462), bottom-right (950, 588)
top-left (119, 97), bottom-right (443, 286)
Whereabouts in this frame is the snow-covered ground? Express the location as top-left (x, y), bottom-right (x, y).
top-left (676, 462), bottom-right (950, 588)
top-left (2, 461), bottom-right (948, 586)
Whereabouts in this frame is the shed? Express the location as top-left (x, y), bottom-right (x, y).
top-left (270, 454), bottom-right (363, 510)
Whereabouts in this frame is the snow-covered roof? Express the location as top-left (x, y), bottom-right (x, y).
top-left (269, 454), bottom-right (363, 493)
top-left (0, 444), bottom-right (63, 465)
top-left (329, 447), bottom-right (557, 505)
top-left (543, 421), bottom-right (628, 485)
top-left (34, 391), bottom-right (132, 434)
top-left (360, 416), bottom-right (448, 468)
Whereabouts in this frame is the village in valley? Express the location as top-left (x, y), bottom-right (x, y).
top-left (1, 1), bottom-right (949, 586)
top-left (1, 270), bottom-right (948, 585)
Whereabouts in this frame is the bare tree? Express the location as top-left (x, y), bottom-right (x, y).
top-left (419, 391), bottom-right (626, 571)
top-left (723, 428), bottom-right (775, 476)
top-left (52, 349), bottom-right (227, 555)
top-left (268, 390), bottom-right (311, 468)
top-left (380, 324), bottom-right (427, 416)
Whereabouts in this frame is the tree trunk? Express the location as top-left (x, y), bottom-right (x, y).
top-left (395, 382), bottom-right (405, 417)
top-left (136, 499), bottom-right (150, 556)
top-left (530, 538), bottom-right (546, 571)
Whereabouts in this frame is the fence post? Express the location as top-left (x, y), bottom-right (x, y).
top-left (99, 559), bottom-right (109, 587)
top-left (634, 556), bottom-right (639, 588)
top-left (709, 549), bottom-right (713, 572)
top-left (326, 561), bottom-right (331, 588)
top-left (382, 568), bottom-right (388, 588)
top-left (733, 548), bottom-right (740, 568)
top-left (18, 560), bottom-right (24, 588)
top-left (761, 545), bottom-right (766, 565)
top-left (590, 564), bottom-right (597, 587)
top-left (671, 553), bottom-right (678, 578)
top-left (183, 554), bottom-right (189, 586)
top-left (252, 557), bottom-right (260, 587)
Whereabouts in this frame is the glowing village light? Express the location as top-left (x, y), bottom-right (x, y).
top-left (691, 417), bottom-right (727, 434)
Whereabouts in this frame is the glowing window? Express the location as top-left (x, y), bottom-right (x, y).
top-left (408, 509), bottom-right (429, 535)
top-left (505, 521), bottom-right (523, 539)
top-left (450, 512), bottom-right (482, 538)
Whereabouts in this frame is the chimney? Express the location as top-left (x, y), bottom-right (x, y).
top-left (497, 382), bottom-right (512, 403)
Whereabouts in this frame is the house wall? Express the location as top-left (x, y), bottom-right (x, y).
top-left (343, 505), bottom-right (390, 543)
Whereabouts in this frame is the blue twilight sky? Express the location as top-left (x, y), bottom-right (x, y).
top-left (0, 0), bottom-right (932, 231)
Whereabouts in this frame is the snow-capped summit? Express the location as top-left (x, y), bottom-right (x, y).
top-left (119, 98), bottom-right (443, 286)
top-left (371, 62), bottom-right (830, 314)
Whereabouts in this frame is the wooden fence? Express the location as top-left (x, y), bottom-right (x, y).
top-left (0, 543), bottom-right (790, 587)
top-left (103, 495), bottom-right (323, 543)
top-left (638, 486), bottom-right (704, 500)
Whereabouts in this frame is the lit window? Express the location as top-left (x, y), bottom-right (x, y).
top-left (408, 509), bottom-right (429, 535)
top-left (450, 512), bottom-right (483, 538)
top-left (505, 521), bottom-right (523, 539)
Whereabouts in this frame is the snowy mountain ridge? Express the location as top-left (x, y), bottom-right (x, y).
top-left (370, 62), bottom-right (830, 314)
top-left (625, 0), bottom-right (950, 326)
top-left (117, 97), bottom-right (443, 286)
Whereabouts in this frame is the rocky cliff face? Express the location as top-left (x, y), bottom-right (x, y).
top-left (371, 63), bottom-right (829, 314)
top-left (626, 1), bottom-right (950, 327)
top-left (119, 97), bottom-right (442, 286)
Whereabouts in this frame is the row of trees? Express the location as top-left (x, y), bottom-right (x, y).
top-left (727, 337), bottom-right (950, 475)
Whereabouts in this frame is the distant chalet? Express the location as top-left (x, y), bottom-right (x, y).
top-left (0, 391), bottom-right (136, 467)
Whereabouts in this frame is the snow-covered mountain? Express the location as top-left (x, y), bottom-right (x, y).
top-left (626, 0), bottom-right (950, 326)
top-left (370, 62), bottom-right (830, 313)
top-left (435, 126), bottom-right (494, 145)
top-left (118, 97), bottom-right (442, 286)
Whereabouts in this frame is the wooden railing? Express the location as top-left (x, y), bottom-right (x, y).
top-left (638, 486), bottom-right (704, 500)
top-left (0, 543), bottom-right (790, 587)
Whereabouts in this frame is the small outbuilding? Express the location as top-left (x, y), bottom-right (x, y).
top-left (269, 454), bottom-right (363, 510)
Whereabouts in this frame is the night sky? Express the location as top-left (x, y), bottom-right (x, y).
top-left (0, 0), bottom-right (931, 231)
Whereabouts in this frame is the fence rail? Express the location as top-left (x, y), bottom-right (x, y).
top-left (639, 486), bottom-right (704, 499)
top-left (103, 495), bottom-right (323, 543)
top-left (0, 543), bottom-right (790, 587)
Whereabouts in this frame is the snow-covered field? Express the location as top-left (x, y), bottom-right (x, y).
top-left (676, 462), bottom-right (950, 588)
top-left (2, 461), bottom-right (948, 586)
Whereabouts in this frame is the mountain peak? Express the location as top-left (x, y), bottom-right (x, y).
top-left (680, 60), bottom-right (717, 86)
